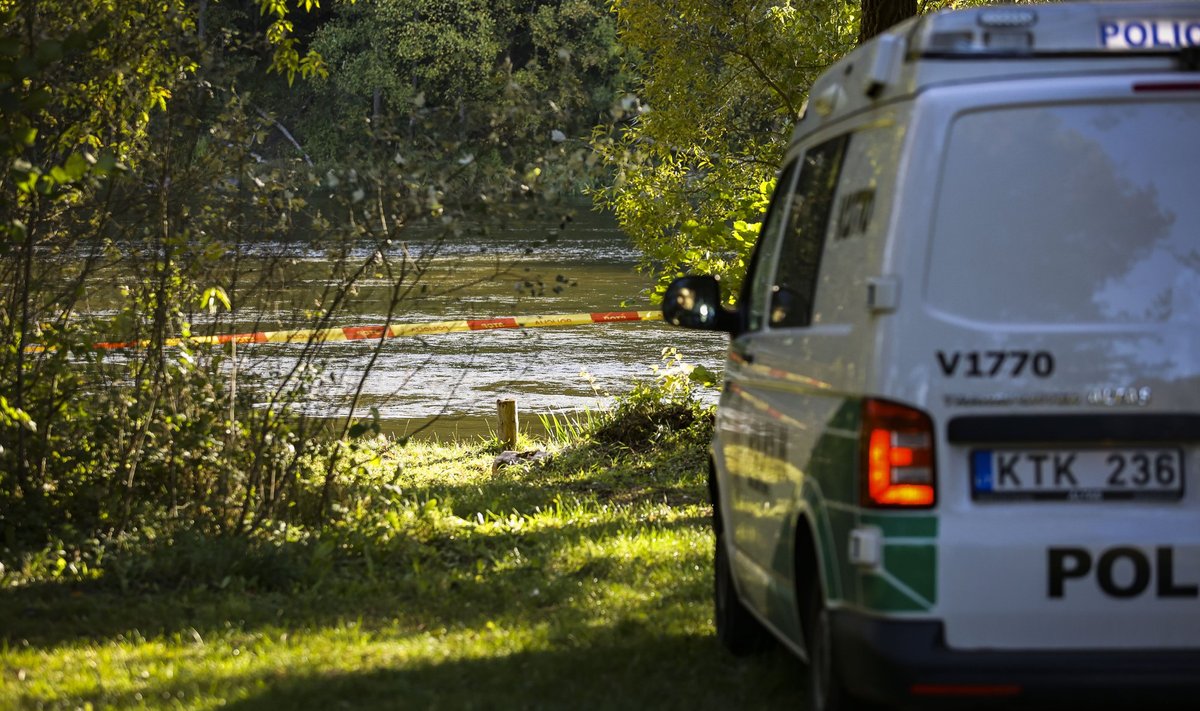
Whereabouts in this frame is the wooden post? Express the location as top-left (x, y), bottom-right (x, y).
top-left (497, 398), bottom-right (518, 450)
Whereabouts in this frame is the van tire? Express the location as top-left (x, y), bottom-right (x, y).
top-left (714, 529), bottom-right (770, 655)
top-left (802, 574), bottom-right (852, 711)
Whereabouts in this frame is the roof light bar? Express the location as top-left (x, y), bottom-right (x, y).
top-left (978, 9), bottom-right (1038, 29)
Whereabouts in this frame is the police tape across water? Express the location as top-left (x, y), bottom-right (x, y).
top-left (84, 310), bottom-right (664, 351)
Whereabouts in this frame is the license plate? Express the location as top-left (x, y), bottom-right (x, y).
top-left (1100, 19), bottom-right (1200, 50)
top-left (972, 448), bottom-right (1185, 501)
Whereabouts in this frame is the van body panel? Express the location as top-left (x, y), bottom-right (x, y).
top-left (938, 493), bottom-right (1200, 650)
top-left (719, 108), bottom-right (916, 644)
top-left (718, 335), bottom-right (851, 646)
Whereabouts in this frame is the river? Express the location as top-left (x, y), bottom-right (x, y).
top-left (207, 208), bottom-right (730, 440)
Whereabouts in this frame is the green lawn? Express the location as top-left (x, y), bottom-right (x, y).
top-left (1, 425), bottom-right (805, 709)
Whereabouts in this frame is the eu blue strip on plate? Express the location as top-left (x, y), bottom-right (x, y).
top-left (972, 450), bottom-right (994, 491)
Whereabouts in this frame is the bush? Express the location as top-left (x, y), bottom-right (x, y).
top-left (586, 348), bottom-right (716, 451)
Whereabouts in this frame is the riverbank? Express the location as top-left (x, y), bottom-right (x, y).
top-left (0, 374), bottom-right (803, 709)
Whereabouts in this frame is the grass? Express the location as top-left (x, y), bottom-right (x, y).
top-left (0, 395), bottom-right (806, 710)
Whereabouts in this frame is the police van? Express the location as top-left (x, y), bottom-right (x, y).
top-left (661, 2), bottom-right (1200, 708)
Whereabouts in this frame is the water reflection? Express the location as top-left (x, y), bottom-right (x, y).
top-left (928, 100), bottom-right (1199, 326)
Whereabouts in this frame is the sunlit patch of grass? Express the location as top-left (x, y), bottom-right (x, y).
top-left (0, 397), bottom-right (804, 710)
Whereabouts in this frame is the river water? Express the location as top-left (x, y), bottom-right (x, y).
top-left (215, 209), bottom-right (730, 440)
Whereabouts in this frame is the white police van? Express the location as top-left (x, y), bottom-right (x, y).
top-left (661, 3), bottom-right (1200, 709)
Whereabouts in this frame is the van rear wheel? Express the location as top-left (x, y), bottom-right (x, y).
top-left (714, 530), bottom-right (770, 655)
top-left (803, 575), bottom-right (853, 711)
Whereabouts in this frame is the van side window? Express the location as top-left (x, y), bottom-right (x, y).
top-left (742, 160), bottom-right (800, 333)
top-left (768, 135), bottom-right (850, 328)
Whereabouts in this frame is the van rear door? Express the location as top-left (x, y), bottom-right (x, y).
top-left (909, 77), bottom-right (1200, 650)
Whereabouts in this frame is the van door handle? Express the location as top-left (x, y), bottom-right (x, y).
top-left (734, 348), bottom-right (755, 365)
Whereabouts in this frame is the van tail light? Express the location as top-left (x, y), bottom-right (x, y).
top-left (861, 399), bottom-right (936, 507)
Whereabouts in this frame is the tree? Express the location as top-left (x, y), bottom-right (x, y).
top-left (593, 0), bottom-right (1034, 302)
top-left (592, 0), bottom-right (858, 301)
top-left (0, 0), bottom-right (199, 530)
top-left (316, 0), bottom-right (500, 111)
top-left (861, 0), bottom-right (917, 43)
top-left (283, 0), bottom-right (628, 174)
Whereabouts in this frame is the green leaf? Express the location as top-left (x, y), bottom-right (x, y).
top-left (96, 153), bottom-right (119, 173)
top-left (199, 286), bottom-right (231, 313)
top-left (63, 152), bottom-right (89, 181)
top-left (266, 0), bottom-right (292, 20)
top-left (688, 365), bottom-right (719, 388)
top-left (16, 126), bottom-right (37, 146)
top-left (14, 167), bottom-right (39, 194)
top-left (0, 395), bottom-right (36, 432)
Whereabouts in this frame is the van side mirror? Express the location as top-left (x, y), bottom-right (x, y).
top-left (661, 275), bottom-right (739, 333)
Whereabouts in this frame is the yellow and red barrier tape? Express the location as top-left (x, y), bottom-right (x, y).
top-left (84, 310), bottom-right (663, 351)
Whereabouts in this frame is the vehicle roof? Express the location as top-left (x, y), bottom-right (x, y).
top-left (793, 1), bottom-right (1200, 140)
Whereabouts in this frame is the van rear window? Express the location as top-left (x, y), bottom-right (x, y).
top-left (926, 101), bottom-right (1200, 324)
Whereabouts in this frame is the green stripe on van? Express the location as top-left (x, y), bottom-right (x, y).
top-left (884, 543), bottom-right (937, 603)
top-left (858, 546), bottom-right (937, 611)
top-left (859, 513), bottom-right (937, 539)
top-left (803, 483), bottom-right (844, 601)
top-left (860, 572), bottom-right (928, 612)
top-left (859, 514), bottom-right (937, 612)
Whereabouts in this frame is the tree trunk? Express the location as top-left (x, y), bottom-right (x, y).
top-left (197, 0), bottom-right (208, 42)
top-left (859, 0), bottom-right (917, 44)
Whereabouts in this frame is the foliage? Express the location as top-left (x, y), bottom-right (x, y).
top-left (0, 0), bottom-right (200, 540)
top-left (286, 0), bottom-right (630, 185)
top-left (592, 0), bottom-right (1052, 302)
top-left (255, 0), bottom-right (342, 85)
top-left (0, 0), bottom-right (604, 554)
top-left (581, 348), bottom-right (715, 451)
top-left (536, 407), bottom-right (601, 446)
top-left (311, 0), bottom-right (500, 107)
top-left (591, 0), bottom-right (859, 302)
